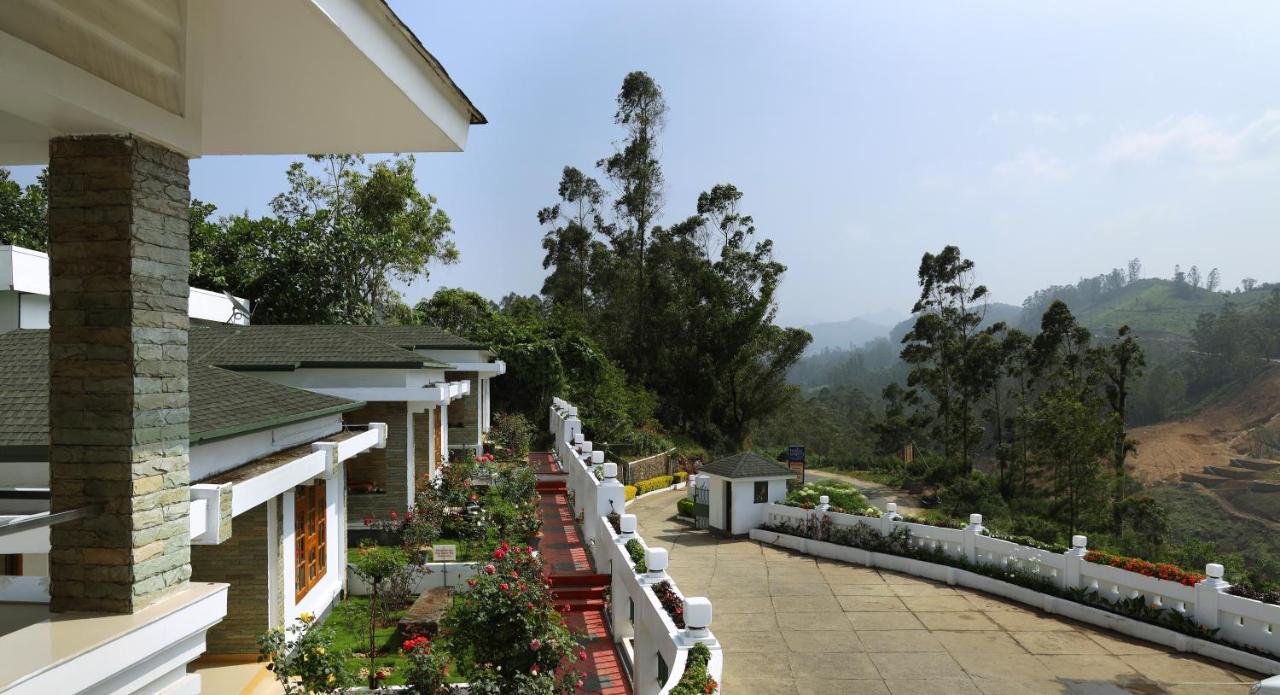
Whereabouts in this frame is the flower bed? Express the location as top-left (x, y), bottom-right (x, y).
top-left (1085, 550), bottom-right (1206, 587)
top-left (653, 580), bottom-right (684, 628)
top-left (668, 643), bottom-right (717, 695)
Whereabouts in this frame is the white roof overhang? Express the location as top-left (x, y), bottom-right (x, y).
top-left (0, 0), bottom-right (484, 165)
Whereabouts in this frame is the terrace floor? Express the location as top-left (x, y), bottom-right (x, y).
top-left (629, 488), bottom-right (1263, 695)
top-left (531, 452), bottom-right (632, 695)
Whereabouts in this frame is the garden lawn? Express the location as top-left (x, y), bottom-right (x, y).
top-left (326, 596), bottom-right (473, 686)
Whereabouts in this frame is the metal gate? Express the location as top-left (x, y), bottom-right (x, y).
top-left (692, 484), bottom-right (710, 530)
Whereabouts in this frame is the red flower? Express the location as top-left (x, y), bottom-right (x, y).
top-left (500, 583), bottom-right (510, 591)
top-left (494, 548), bottom-right (506, 560)
top-left (390, 511), bottom-right (398, 520)
top-left (484, 563), bottom-right (496, 575)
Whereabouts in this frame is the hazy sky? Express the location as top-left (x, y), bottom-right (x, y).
top-left (12, 1), bottom-right (1280, 326)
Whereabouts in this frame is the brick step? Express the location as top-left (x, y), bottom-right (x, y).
top-left (551, 586), bottom-right (606, 602)
top-left (536, 481), bottom-right (568, 493)
top-left (556, 598), bottom-right (606, 613)
top-left (547, 572), bottom-right (611, 588)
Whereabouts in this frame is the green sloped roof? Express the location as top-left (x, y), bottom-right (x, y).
top-left (701, 452), bottom-right (797, 479)
top-left (348, 325), bottom-right (488, 351)
top-left (191, 325), bottom-right (454, 370)
top-left (0, 330), bottom-right (364, 452)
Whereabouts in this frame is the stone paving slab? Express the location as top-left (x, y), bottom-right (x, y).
top-left (627, 488), bottom-right (1264, 695)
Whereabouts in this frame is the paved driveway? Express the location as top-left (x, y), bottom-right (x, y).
top-left (628, 489), bottom-right (1261, 695)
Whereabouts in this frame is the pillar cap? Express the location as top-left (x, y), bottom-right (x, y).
top-left (684, 597), bottom-right (712, 629)
top-left (620, 514), bottom-right (637, 534)
top-left (969, 513), bottom-right (983, 525)
top-left (646, 546), bottom-right (669, 573)
top-left (1072, 535), bottom-right (1087, 549)
top-left (1206, 563), bottom-right (1225, 579)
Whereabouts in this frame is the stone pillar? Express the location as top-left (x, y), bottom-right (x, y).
top-left (47, 134), bottom-right (192, 613)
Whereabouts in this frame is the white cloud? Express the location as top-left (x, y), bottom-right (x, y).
top-left (992, 148), bottom-right (1070, 181)
top-left (1098, 111), bottom-right (1280, 166)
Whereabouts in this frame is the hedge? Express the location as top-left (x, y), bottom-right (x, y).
top-left (624, 485), bottom-right (637, 501)
top-left (676, 497), bottom-right (695, 518)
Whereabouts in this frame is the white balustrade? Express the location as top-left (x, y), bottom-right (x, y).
top-left (550, 398), bottom-right (722, 695)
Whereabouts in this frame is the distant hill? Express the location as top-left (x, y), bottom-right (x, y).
top-left (1017, 279), bottom-right (1277, 341)
top-left (802, 315), bottom-right (895, 353)
top-left (887, 302), bottom-right (1023, 345)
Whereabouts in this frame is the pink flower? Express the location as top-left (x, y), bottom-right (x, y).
top-left (467, 578), bottom-right (477, 588)
top-left (484, 563), bottom-right (496, 575)
top-left (578, 649), bottom-right (587, 661)
top-left (363, 516), bottom-right (373, 526)
top-left (530, 638), bottom-right (542, 651)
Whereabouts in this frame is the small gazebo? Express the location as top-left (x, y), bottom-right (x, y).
top-left (699, 452), bottom-right (796, 535)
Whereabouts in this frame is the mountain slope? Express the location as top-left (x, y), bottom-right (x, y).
top-left (802, 315), bottom-right (893, 353)
top-left (1019, 279), bottom-right (1276, 340)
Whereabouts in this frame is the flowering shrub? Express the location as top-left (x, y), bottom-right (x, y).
top-left (491, 412), bottom-right (534, 459)
top-left (624, 485), bottom-right (637, 501)
top-left (402, 635), bottom-right (449, 695)
top-left (1229, 583), bottom-right (1280, 607)
top-left (653, 580), bottom-right (685, 628)
top-left (668, 643), bottom-right (717, 695)
top-left (442, 542), bottom-right (584, 691)
top-left (784, 479), bottom-right (867, 512)
top-left (1085, 551), bottom-right (1206, 587)
top-left (256, 613), bottom-right (352, 694)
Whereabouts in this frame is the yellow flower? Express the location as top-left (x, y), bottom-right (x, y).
top-left (327, 674), bottom-right (336, 684)
top-left (315, 647), bottom-right (325, 656)
top-left (299, 612), bottom-right (314, 624)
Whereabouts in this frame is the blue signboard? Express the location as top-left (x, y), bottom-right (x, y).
top-left (787, 445), bottom-right (805, 462)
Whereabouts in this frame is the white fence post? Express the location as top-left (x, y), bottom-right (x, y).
top-left (1063, 534), bottom-right (1087, 591)
top-left (963, 513), bottom-right (983, 564)
top-left (1194, 563), bottom-right (1230, 630)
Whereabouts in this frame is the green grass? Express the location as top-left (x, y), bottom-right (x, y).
top-left (325, 596), bottom-right (469, 685)
top-left (326, 596), bottom-right (412, 685)
top-left (1147, 483), bottom-right (1280, 586)
top-left (1063, 279), bottom-right (1275, 339)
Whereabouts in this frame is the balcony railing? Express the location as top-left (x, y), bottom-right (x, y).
top-left (549, 399), bottom-right (723, 695)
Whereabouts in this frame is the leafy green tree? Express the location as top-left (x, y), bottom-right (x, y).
top-left (900, 245), bottom-right (992, 472)
top-left (1029, 389), bottom-right (1109, 536)
top-left (0, 168), bottom-right (48, 250)
top-left (1091, 324), bottom-right (1145, 531)
top-left (599, 71), bottom-right (667, 376)
top-left (538, 167), bottom-right (609, 317)
top-left (193, 155), bottom-right (456, 323)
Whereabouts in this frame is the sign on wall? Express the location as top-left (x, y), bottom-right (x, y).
top-left (432, 544), bottom-right (457, 562)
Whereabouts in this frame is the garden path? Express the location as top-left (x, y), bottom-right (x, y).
top-left (629, 487), bottom-right (1262, 695)
top-left (531, 452), bottom-right (632, 695)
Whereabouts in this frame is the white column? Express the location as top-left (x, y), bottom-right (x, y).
top-left (1063, 535), bottom-right (1087, 591)
top-left (405, 407), bottom-right (416, 509)
top-left (1194, 563), bottom-right (1230, 630)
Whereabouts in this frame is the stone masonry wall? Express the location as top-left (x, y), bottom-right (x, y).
top-left (47, 134), bottom-right (191, 613)
top-left (345, 402), bottom-right (408, 522)
top-left (191, 504), bottom-right (269, 654)
top-left (446, 372), bottom-right (480, 451)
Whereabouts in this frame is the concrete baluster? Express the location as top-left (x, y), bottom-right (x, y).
top-left (1063, 534), bottom-right (1087, 591)
top-left (1194, 563), bottom-right (1230, 630)
top-left (963, 513), bottom-right (983, 563)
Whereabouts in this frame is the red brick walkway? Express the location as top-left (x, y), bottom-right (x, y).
top-left (532, 452), bottom-right (632, 695)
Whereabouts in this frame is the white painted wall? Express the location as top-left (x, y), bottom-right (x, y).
top-left (707, 476), bottom-right (789, 535)
top-left (0, 246), bottom-right (248, 331)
